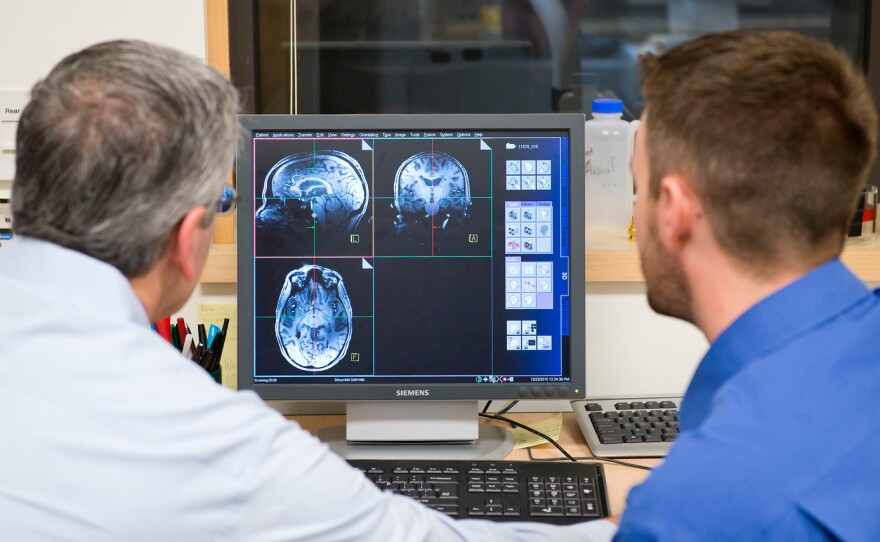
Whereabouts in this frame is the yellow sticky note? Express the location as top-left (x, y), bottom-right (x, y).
top-left (197, 303), bottom-right (237, 389)
top-left (510, 413), bottom-right (564, 449)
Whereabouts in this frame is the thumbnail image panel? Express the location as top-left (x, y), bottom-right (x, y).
top-left (254, 139), bottom-right (374, 258)
top-left (254, 257), bottom-right (375, 377)
top-left (373, 139), bottom-right (492, 257)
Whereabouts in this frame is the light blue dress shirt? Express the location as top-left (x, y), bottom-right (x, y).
top-left (616, 259), bottom-right (880, 541)
top-left (0, 237), bottom-right (615, 542)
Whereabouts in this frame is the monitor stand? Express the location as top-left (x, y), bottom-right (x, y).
top-left (316, 401), bottom-right (515, 460)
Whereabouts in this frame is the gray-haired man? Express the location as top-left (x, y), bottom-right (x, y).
top-left (0, 40), bottom-right (615, 541)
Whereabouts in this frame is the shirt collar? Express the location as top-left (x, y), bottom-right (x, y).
top-left (0, 236), bottom-right (150, 327)
top-left (680, 259), bottom-right (871, 430)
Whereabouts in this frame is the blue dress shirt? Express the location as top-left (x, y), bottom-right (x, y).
top-left (615, 259), bottom-right (880, 541)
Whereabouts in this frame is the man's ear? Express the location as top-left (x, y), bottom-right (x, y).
top-left (168, 207), bottom-right (209, 282)
top-left (655, 173), bottom-right (699, 252)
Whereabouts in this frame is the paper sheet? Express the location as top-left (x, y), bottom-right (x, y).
top-left (197, 303), bottom-right (237, 389)
top-left (510, 412), bottom-right (564, 449)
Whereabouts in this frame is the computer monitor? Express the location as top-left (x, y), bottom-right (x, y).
top-left (237, 114), bottom-right (586, 460)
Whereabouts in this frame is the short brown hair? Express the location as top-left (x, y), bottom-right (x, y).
top-left (639, 30), bottom-right (877, 270)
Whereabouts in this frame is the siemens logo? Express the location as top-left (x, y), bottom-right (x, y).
top-left (395, 389), bottom-right (430, 397)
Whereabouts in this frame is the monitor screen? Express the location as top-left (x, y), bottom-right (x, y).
top-left (237, 114), bottom-right (585, 403)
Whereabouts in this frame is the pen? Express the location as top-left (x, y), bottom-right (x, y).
top-left (185, 324), bottom-right (195, 355)
top-left (191, 343), bottom-right (204, 364)
top-left (209, 332), bottom-right (226, 372)
top-left (156, 317), bottom-right (172, 343)
top-left (207, 324), bottom-right (220, 348)
top-left (180, 334), bottom-right (193, 358)
top-left (199, 349), bottom-right (215, 371)
top-left (176, 317), bottom-right (187, 347)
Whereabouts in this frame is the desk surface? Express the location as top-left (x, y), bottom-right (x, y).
top-left (290, 412), bottom-right (660, 516)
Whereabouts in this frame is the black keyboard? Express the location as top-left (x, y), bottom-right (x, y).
top-left (348, 459), bottom-right (609, 525)
top-left (571, 397), bottom-right (682, 457)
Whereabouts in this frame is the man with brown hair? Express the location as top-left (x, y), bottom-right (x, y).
top-left (616, 30), bottom-right (880, 540)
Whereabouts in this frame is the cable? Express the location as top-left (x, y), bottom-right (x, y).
top-left (479, 412), bottom-right (576, 462)
top-left (479, 411), bottom-right (654, 471)
top-left (482, 400), bottom-right (518, 415)
top-left (496, 400), bottom-right (519, 415)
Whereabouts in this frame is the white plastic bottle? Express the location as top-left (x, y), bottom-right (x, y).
top-left (584, 98), bottom-right (639, 230)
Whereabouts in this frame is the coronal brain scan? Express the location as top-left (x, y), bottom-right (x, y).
top-left (275, 265), bottom-right (353, 371)
top-left (393, 151), bottom-right (471, 231)
top-left (257, 150), bottom-right (369, 235)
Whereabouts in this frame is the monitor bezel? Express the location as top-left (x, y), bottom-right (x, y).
top-left (236, 113), bottom-right (586, 401)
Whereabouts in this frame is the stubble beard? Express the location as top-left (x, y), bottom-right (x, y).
top-left (640, 223), bottom-right (695, 325)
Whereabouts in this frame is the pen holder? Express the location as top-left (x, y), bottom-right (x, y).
top-left (209, 365), bottom-right (222, 384)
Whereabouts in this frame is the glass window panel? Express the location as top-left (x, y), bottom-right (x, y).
top-left (252, 0), bottom-right (865, 120)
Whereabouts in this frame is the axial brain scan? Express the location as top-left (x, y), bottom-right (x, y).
top-left (257, 150), bottom-right (369, 235)
top-left (275, 265), bottom-right (353, 371)
top-left (393, 151), bottom-right (471, 231)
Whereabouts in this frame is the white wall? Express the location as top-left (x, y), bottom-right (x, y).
top-left (0, 0), bottom-right (214, 320)
top-left (585, 284), bottom-right (706, 398)
top-left (0, 0), bottom-right (206, 195)
top-left (0, 0), bottom-right (206, 87)
top-left (0, 0), bottom-right (709, 405)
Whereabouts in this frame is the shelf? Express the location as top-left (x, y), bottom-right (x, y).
top-left (200, 231), bottom-right (880, 285)
top-left (583, 227), bottom-right (880, 283)
top-left (202, 244), bottom-right (236, 283)
top-left (585, 227), bottom-right (643, 282)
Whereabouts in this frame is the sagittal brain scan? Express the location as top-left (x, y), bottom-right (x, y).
top-left (393, 151), bottom-right (471, 232)
top-left (275, 265), bottom-right (353, 371)
top-left (257, 150), bottom-right (369, 235)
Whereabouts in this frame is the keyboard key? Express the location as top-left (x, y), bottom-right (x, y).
top-left (565, 506), bottom-right (582, 516)
top-left (486, 505), bottom-right (503, 516)
top-left (468, 506), bottom-right (485, 516)
top-left (585, 403), bottom-right (603, 411)
top-left (433, 504), bottom-right (458, 516)
top-left (614, 402), bottom-right (630, 410)
top-left (531, 505), bottom-right (564, 517)
top-left (580, 486), bottom-right (596, 498)
top-left (582, 501), bottom-right (600, 517)
top-left (660, 401), bottom-right (678, 409)
top-left (504, 505), bottom-right (521, 517)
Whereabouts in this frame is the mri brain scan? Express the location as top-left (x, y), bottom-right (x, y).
top-left (257, 150), bottom-right (369, 235)
top-left (275, 265), bottom-right (353, 371)
top-left (393, 151), bottom-right (471, 231)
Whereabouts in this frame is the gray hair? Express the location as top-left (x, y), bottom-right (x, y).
top-left (12, 39), bottom-right (239, 277)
